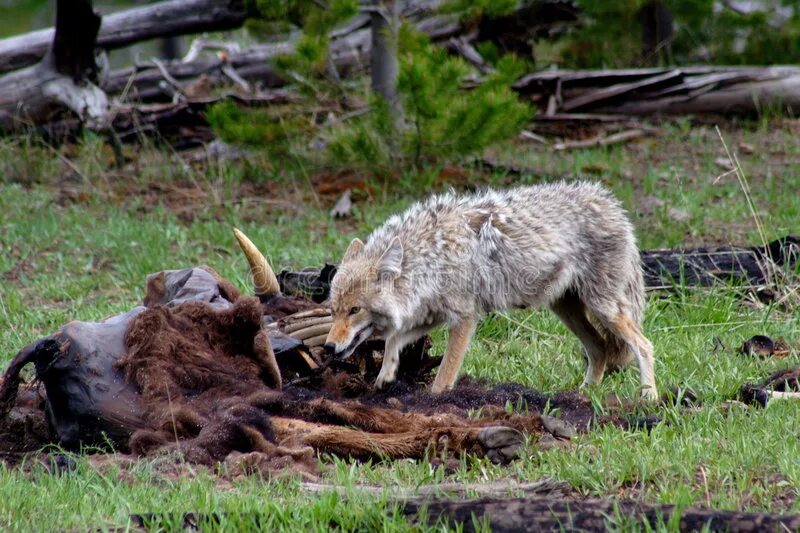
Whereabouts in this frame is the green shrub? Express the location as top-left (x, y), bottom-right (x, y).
top-left (326, 26), bottom-right (533, 168)
top-left (205, 100), bottom-right (312, 160)
top-left (211, 8), bottom-right (533, 173)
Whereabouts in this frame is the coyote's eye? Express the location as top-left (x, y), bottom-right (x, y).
top-left (349, 306), bottom-right (361, 315)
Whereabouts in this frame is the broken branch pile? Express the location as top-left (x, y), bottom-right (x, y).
top-left (515, 66), bottom-right (800, 116)
top-left (0, 0), bottom-right (569, 140)
top-left (4, 0), bottom-right (797, 145)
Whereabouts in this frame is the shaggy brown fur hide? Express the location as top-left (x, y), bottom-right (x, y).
top-left (118, 298), bottom-right (288, 466)
top-left (113, 297), bottom-right (550, 476)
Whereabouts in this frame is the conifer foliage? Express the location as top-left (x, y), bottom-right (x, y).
top-left (327, 26), bottom-right (531, 167)
top-left (206, 1), bottom-right (533, 171)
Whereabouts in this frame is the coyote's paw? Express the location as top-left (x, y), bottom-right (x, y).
top-left (374, 372), bottom-right (395, 390)
top-left (641, 386), bottom-right (659, 402)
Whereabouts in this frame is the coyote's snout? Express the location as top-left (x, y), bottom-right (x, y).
top-left (326, 182), bottom-right (657, 400)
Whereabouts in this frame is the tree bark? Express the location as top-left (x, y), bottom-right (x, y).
top-left (0, 0), bottom-right (108, 132)
top-left (514, 66), bottom-right (800, 116)
top-left (405, 496), bottom-right (800, 532)
top-left (0, 0), bottom-right (251, 75)
top-left (99, 5), bottom-right (462, 104)
top-left (370, 0), bottom-right (403, 148)
top-left (639, 1), bottom-right (673, 65)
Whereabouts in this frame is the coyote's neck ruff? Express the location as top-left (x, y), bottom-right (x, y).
top-left (325, 181), bottom-right (657, 400)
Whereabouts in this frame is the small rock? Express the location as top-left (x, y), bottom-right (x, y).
top-left (537, 433), bottom-right (577, 452)
top-left (478, 426), bottom-right (524, 449)
top-left (738, 142), bottom-right (755, 154)
top-left (662, 386), bottom-right (699, 407)
top-left (478, 426), bottom-right (524, 464)
top-left (386, 397), bottom-right (403, 409)
top-left (667, 206), bottom-right (691, 222)
top-left (627, 416), bottom-right (662, 431)
top-left (714, 157), bottom-right (735, 170)
top-left (739, 384), bottom-right (769, 407)
top-left (638, 195), bottom-right (665, 214)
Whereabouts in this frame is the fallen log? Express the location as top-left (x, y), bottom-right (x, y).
top-left (0, 0), bottom-right (459, 134)
top-left (515, 66), bottom-right (800, 116)
top-left (274, 236), bottom-right (800, 300)
top-left (405, 495), bottom-right (800, 532)
top-left (128, 502), bottom-right (800, 533)
top-left (641, 235), bottom-right (800, 289)
top-left (0, 0), bottom-right (252, 75)
top-left (102, 0), bottom-right (582, 105)
top-left (100, 4), bottom-right (464, 103)
top-left (34, 91), bottom-right (296, 149)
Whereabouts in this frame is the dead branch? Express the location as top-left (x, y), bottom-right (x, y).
top-left (641, 235), bottom-right (800, 289)
top-left (300, 478), bottom-right (570, 499)
top-left (516, 66), bottom-right (800, 116)
top-left (0, 0), bottom-right (252, 75)
top-left (552, 128), bottom-right (649, 150)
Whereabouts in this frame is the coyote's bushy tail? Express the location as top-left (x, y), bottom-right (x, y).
top-left (599, 251), bottom-right (647, 370)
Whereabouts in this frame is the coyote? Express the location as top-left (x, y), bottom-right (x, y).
top-left (324, 182), bottom-right (657, 400)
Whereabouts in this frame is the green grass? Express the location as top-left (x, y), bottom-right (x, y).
top-left (1, 122), bottom-right (799, 531)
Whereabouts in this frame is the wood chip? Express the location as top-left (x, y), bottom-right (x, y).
top-left (714, 156), bottom-right (735, 170)
top-left (518, 130), bottom-right (548, 144)
top-left (553, 129), bottom-right (648, 151)
top-left (330, 189), bottom-right (352, 218)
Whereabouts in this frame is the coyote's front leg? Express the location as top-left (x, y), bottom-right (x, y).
top-left (431, 318), bottom-right (477, 393)
top-left (375, 328), bottom-right (427, 389)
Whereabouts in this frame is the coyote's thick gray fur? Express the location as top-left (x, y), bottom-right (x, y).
top-left (324, 181), bottom-right (657, 400)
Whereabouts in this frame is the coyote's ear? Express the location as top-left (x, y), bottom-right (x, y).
top-left (376, 237), bottom-right (403, 282)
top-left (342, 238), bottom-right (364, 263)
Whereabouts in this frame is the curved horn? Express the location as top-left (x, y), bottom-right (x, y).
top-left (233, 227), bottom-right (280, 296)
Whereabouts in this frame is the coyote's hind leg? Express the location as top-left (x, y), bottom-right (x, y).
top-left (550, 291), bottom-right (609, 387)
top-left (601, 311), bottom-right (657, 401)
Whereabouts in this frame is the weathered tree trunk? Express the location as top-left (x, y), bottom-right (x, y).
top-left (641, 235), bottom-right (800, 289)
top-left (0, 0), bottom-right (109, 132)
top-left (0, 0), bottom-right (581, 134)
top-left (370, 0), bottom-right (403, 153)
top-left (0, 0), bottom-right (251, 75)
top-left (639, 1), bottom-right (673, 65)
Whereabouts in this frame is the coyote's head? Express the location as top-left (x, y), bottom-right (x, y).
top-left (324, 236), bottom-right (403, 359)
